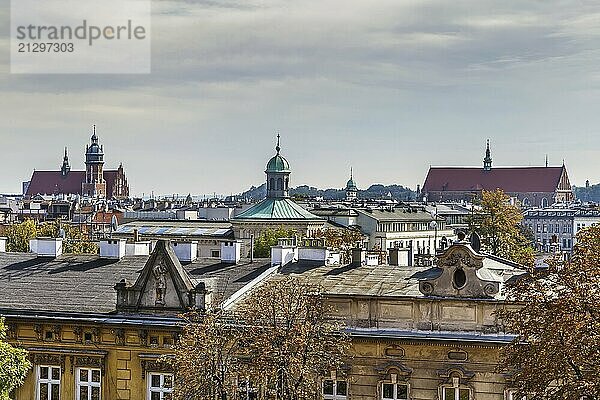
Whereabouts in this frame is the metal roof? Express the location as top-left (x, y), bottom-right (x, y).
top-left (234, 198), bottom-right (322, 220)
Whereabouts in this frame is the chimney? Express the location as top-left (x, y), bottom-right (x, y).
top-left (190, 282), bottom-right (208, 310)
top-left (351, 248), bottom-right (366, 266)
top-left (30, 237), bottom-right (63, 257)
top-left (0, 237), bottom-right (6, 253)
top-left (133, 229), bottom-right (140, 242)
top-left (271, 237), bottom-right (297, 266)
top-left (100, 239), bottom-right (126, 259)
top-left (173, 241), bottom-right (198, 263)
top-left (389, 248), bottom-right (410, 266)
top-left (220, 240), bottom-right (241, 264)
top-left (125, 241), bottom-right (151, 256)
top-left (365, 253), bottom-right (379, 266)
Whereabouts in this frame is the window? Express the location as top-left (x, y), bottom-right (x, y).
top-left (148, 373), bottom-right (173, 400)
top-left (442, 386), bottom-right (470, 400)
top-left (382, 383), bottom-right (408, 400)
top-left (37, 365), bottom-right (60, 400)
top-left (323, 379), bottom-right (347, 399)
top-left (211, 250), bottom-right (220, 258)
top-left (76, 368), bottom-right (101, 400)
top-left (238, 377), bottom-right (258, 400)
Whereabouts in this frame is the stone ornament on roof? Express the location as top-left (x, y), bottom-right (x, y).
top-left (418, 239), bottom-right (500, 298)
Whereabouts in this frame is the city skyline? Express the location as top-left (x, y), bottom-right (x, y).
top-left (2, 0), bottom-right (600, 195)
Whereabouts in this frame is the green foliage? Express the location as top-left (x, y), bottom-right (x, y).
top-left (4, 220), bottom-right (37, 253)
top-left (498, 224), bottom-right (600, 399)
top-left (4, 220), bottom-right (97, 255)
top-left (0, 318), bottom-right (31, 400)
top-left (253, 226), bottom-right (297, 258)
top-left (470, 189), bottom-right (535, 267)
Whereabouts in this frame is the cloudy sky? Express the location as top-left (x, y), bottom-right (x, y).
top-left (1, 0), bottom-right (600, 196)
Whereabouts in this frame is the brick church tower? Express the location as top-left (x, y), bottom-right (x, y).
top-left (82, 125), bottom-right (107, 197)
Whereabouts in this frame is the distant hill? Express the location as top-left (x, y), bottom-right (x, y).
top-left (574, 183), bottom-right (600, 203)
top-left (239, 183), bottom-right (415, 201)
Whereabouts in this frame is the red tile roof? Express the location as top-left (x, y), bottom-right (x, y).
top-left (26, 170), bottom-right (121, 196)
top-left (422, 167), bottom-right (565, 193)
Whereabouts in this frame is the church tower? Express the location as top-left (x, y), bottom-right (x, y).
top-left (345, 167), bottom-right (358, 201)
top-left (483, 140), bottom-right (492, 171)
top-left (60, 147), bottom-right (70, 177)
top-left (265, 134), bottom-right (291, 199)
top-left (82, 125), bottom-right (107, 197)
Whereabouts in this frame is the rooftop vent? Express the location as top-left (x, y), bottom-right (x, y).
top-left (173, 241), bottom-right (198, 262)
top-left (220, 240), bottom-right (241, 264)
top-left (100, 239), bottom-right (126, 259)
top-left (30, 237), bottom-right (63, 257)
top-left (125, 241), bottom-right (151, 256)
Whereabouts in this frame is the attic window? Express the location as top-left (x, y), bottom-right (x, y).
top-left (45, 331), bottom-right (54, 340)
top-left (84, 332), bottom-right (93, 342)
top-left (453, 269), bottom-right (467, 289)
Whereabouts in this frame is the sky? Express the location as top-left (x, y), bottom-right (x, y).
top-left (1, 0), bottom-right (600, 196)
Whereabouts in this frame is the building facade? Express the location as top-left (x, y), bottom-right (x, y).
top-left (422, 142), bottom-right (574, 207)
top-left (25, 125), bottom-right (130, 199)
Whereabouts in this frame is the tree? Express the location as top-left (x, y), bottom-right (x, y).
top-left (470, 189), bottom-right (535, 266)
top-left (497, 224), bottom-right (600, 399)
top-left (4, 220), bottom-right (97, 254)
top-left (253, 227), bottom-right (297, 258)
top-left (4, 220), bottom-right (37, 252)
top-left (170, 309), bottom-right (243, 400)
top-left (170, 277), bottom-right (351, 400)
top-left (314, 227), bottom-right (364, 263)
top-left (0, 318), bottom-right (31, 400)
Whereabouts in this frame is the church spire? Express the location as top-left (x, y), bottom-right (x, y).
top-left (61, 147), bottom-right (70, 176)
top-left (483, 139), bottom-right (492, 171)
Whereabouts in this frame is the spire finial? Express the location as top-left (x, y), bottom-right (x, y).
top-left (91, 124), bottom-right (98, 142)
top-left (483, 139), bottom-right (492, 171)
top-left (275, 132), bottom-right (281, 154)
top-left (350, 167), bottom-right (353, 179)
top-left (64, 146), bottom-right (68, 158)
top-left (545, 154), bottom-right (548, 167)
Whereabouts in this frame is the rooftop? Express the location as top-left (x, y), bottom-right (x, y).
top-left (234, 198), bottom-right (322, 220)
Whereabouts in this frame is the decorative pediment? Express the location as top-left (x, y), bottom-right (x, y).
top-left (115, 240), bottom-right (207, 313)
top-left (419, 243), bottom-right (499, 298)
top-left (376, 362), bottom-right (413, 381)
top-left (437, 365), bottom-right (475, 384)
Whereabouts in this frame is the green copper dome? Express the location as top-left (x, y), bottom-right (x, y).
top-left (265, 134), bottom-right (290, 172)
top-left (346, 178), bottom-right (357, 189)
top-left (266, 154), bottom-right (290, 172)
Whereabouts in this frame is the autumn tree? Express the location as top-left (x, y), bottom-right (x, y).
top-left (170, 309), bottom-right (243, 400)
top-left (253, 227), bottom-right (297, 258)
top-left (314, 227), bottom-right (364, 262)
top-left (497, 224), bottom-right (600, 399)
top-left (470, 189), bottom-right (534, 266)
top-left (170, 276), bottom-right (351, 400)
top-left (4, 220), bottom-right (97, 254)
top-left (0, 318), bottom-right (31, 400)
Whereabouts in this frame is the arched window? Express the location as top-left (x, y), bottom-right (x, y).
top-left (541, 198), bottom-right (548, 208)
top-left (269, 178), bottom-right (274, 190)
top-left (285, 178), bottom-right (289, 190)
top-left (277, 178), bottom-right (283, 190)
top-left (523, 197), bottom-right (530, 207)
